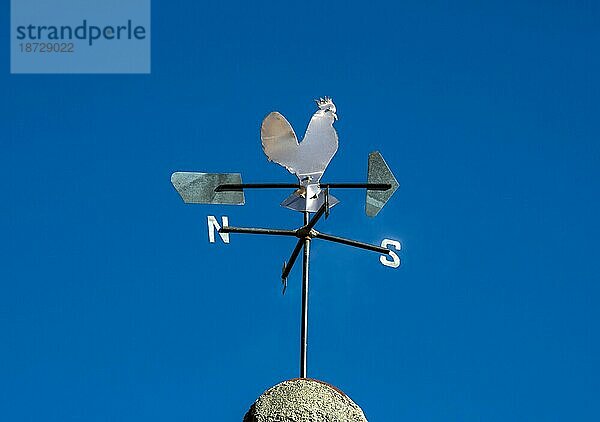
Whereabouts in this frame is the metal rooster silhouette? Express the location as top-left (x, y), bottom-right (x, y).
top-left (261, 97), bottom-right (340, 212)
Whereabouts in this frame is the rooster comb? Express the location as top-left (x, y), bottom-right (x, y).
top-left (315, 96), bottom-right (335, 110)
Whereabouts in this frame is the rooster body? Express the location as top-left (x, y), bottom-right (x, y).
top-left (261, 98), bottom-right (339, 212)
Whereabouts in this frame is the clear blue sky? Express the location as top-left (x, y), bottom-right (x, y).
top-left (2, 1), bottom-right (599, 420)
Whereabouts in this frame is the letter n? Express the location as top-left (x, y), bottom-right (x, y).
top-left (207, 215), bottom-right (229, 244)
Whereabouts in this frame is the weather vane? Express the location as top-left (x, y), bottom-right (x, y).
top-left (171, 97), bottom-right (401, 378)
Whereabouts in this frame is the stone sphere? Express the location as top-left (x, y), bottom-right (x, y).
top-left (243, 378), bottom-right (368, 422)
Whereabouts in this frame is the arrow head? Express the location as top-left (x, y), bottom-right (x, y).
top-left (365, 152), bottom-right (399, 217)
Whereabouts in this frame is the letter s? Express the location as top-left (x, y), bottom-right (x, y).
top-left (380, 238), bottom-right (401, 268)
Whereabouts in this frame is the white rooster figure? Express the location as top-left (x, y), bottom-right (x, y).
top-left (261, 97), bottom-right (340, 212)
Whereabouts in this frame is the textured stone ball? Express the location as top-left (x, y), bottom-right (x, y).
top-left (243, 378), bottom-right (368, 422)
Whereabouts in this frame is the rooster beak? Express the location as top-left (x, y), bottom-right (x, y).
top-left (333, 112), bottom-right (338, 121)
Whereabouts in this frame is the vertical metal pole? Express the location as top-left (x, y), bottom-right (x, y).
top-left (300, 211), bottom-right (310, 378)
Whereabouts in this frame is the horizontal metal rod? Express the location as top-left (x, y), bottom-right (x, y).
top-left (215, 183), bottom-right (299, 192)
top-left (219, 226), bottom-right (297, 236)
top-left (215, 182), bottom-right (391, 192)
top-left (320, 183), bottom-right (392, 191)
top-left (314, 232), bottom-right (391, 254)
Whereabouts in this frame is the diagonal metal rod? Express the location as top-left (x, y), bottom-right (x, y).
top-left (302, 201), bottom-right (328, 233)
top-left (281, 238), bottom-right (304, 283)
top-left (314, 232), bottom-right (391, 254)
top-left (219, 226), bottom-right (297, 236)
top-left (282, 202), bottom-right (328, 283)
top-left (300, 211), bottom-right (310, 378)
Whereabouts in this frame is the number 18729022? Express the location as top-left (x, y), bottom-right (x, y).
top-left (19, 43), bottom-right (74, 53)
